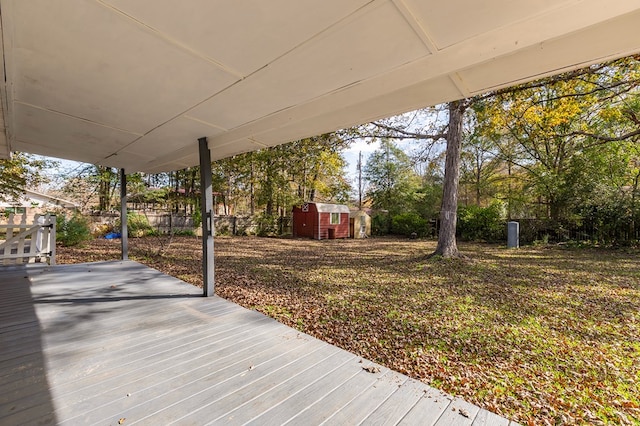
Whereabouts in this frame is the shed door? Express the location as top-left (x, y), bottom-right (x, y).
top-left (299, 211), bottom-right (315, 237)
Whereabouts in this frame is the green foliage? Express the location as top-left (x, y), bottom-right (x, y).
top-left (128, 212), bottom-right (155, 237)
top-left (172, 229), bottom-right (195, 237)
top-left (471, 57), bottom-right (640, 221)
top-left (117, 212), bottom-right (155, 237)
top-left (94, 166), bottom-right (118, 211)
top-left (235, 220), bottom-right (255, 236)
top-left (192, 208), bottom-right (202, 228)
top-left (210, 133), bottom-right (350, 220)
top-left (56, 213), bottom-right (92, 247)
top-left (371, 213), bottom-right (390, 236)
top-left (216, 223), bottom-right (231, 236)
top-left (129, 187), bottom-right (169, 205)
top-left (255, 213), bottom-right (279, 237)
top-left (364, 139), bottom-right (421, 217)
top-left (412, 177), bottom-right (443, 221)
top-left (579, 185), bottom-right (639, 244)
top-left (391, 212), bottom-right (430, 237)
top-left (0, 153), bottom-right (54, 202)
top-left (457, 202), bottom-right (506, 242)
top-left (91, 223), bottom-right (113, 238)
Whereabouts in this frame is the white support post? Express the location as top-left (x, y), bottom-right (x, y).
top-left (199, 137), bottom-right (215, 296)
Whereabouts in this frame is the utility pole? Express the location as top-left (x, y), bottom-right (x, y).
top-left (357, 151), bottom-right (363, 210)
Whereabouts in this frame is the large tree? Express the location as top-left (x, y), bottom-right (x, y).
top-left (352, 55), bottom-right (640, 255)
top-left (364, 139), bottom-right (419, 213)
top-left (0, 153), bottom-right (52, 203)
top-left (431, 100), bottom-right (468, 257)
top-left (473, 56), bottom-right (640, 220)
top-left (354, 104), bottom-right (467, 257)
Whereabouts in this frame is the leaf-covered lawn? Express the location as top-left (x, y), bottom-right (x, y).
top-left (57, 236), bottom-right (640, 425)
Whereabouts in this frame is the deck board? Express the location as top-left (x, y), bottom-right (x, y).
top-left (359, 378), bottom-right (427, 425)
top-left (321, 371), bottom-right (409, 425)
top-left (0, 260), bottom-right (512, 425)
top-left (287, 364), bottom-right (392, 425)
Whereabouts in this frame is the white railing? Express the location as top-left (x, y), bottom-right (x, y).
top-left (0, 214), bottom-right (56, 265)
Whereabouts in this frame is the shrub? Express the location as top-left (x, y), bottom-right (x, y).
top-left (256, 214), bottom-right (278, 237)
top-left (457, 202), bottom-right (506, 242)
top-left (391, 212), bottom-right (430, 237)
top-left (116, 212), bottom-right (155, 237)
top-left (216, 223), bottom-right (231, 236)
top-left (173, 229), bottom-right (195, 237)
top-left (371, 213), bottom-right (390, 236)
top-left (91, 223), bottom-right (113, 238)
top-left (56, 213), bottom-right (92, 247)
top-left (192, 208), bottom-right (202, 228)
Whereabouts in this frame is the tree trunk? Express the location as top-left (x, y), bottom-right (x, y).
top-left (631, 172), bottom-right (639, 237)
top-left (97, 165), bottom-right (115, 211)
top-left (431, 100), bottom-right (466, 258)
top-left (249, 154), bottom-right (256, 216)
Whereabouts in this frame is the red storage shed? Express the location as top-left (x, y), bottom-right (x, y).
top-left (292, 202), bottom-right (350, 240)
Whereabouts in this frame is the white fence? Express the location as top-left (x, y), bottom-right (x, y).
top-left (0, 214), bottom-right (56, 265)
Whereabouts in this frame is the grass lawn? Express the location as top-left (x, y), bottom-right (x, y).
top-left (57, 236), bottom-right (640, 425)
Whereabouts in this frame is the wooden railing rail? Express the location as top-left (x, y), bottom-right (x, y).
top-left (0, 214), bottom-right (56, 265)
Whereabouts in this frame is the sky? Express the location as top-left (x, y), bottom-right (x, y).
top-left (38, 140), bottom-right (382, 187)
top-left (341, 138), bottom-right (380, 184)
top-left (36, 136), bottom-right (411, 196)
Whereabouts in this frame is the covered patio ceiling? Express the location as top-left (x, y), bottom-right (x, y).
top-left (1, 1), bottom-right (640, 174)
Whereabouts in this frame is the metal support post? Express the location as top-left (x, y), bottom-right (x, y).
top-left (120, 168), bottom-right (128, 260)
top-left (199, 137), bottom-right (215, 296)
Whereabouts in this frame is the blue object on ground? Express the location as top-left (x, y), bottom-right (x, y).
top-left (104, 232), bottom-right (122, 239)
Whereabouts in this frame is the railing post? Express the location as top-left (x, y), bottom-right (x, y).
top-left (49, 215), bottom-right (56, 265)
top-left (35, 215), bottom-right (44, 255)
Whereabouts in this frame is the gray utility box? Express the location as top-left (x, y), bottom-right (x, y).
top-left (507, 221), bottom-right (519, 248)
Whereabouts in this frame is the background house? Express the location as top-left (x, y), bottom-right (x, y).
top-left (1, 190), bottom-right (79, 217)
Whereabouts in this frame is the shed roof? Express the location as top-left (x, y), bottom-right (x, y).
top-left (1, 2), bottom-right (639, 172)
top-left (311, 203), bottom-right (351, 214)
top-left (350, 210), bottom-right (371, 218)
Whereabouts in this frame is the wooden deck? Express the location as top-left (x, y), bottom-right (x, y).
top-left (1, 261), bottom-right (516, 425)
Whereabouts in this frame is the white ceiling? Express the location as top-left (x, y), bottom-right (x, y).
top-left (1, 0), bottom-right (640, 173)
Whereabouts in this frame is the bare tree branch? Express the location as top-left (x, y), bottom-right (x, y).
top-left (370, 122), bottom-right (448, 141)
top-left (560, 129), bottom-right (640, 147)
